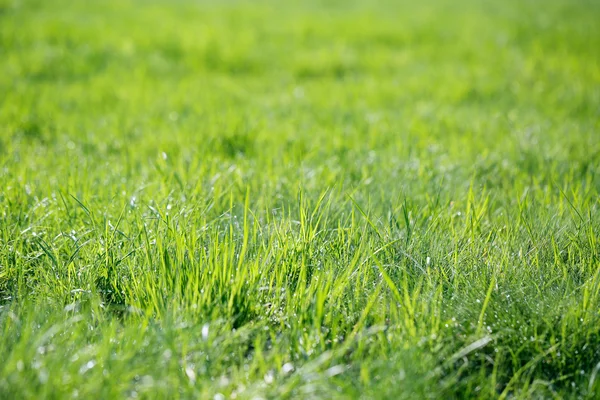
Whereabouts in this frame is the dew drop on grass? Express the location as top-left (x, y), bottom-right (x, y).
top-left (202, 324), bottom-right (209, 340)
top-left (185, 367), bottom-right (196, 383)
top-left (79, 360), bottom-right (96, 375)
top-left (326, 365), bottom-right (345, 377)
top-left (219, 375), bottom-right (230, 386)
top-left (264, 371), bottom-right (274, 384)
top-left (39, 369), bottom-right (49, 384)
top-left (282, 363), bottom-right (294, 374)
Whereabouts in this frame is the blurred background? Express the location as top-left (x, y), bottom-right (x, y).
top-left (1, 0), bottom-right (599, 203)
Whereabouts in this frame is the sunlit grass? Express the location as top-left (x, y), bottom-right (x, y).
top-left (1, 0), bottom-right (599, 398)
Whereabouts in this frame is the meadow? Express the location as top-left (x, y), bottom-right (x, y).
top-left (1, 0), bottom-right (599, 398)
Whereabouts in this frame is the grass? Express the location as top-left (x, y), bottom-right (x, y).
top-left (0, 0), bottom-right (599, 398)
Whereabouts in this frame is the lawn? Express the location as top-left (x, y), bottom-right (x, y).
top-left (1, 0), bottom-right (599, 398)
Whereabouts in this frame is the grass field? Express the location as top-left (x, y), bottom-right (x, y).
top-left (1, 0), bottom-right (599, 398)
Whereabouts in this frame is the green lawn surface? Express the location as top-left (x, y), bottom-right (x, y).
top-left (1, 0), bottom-right (599, 398)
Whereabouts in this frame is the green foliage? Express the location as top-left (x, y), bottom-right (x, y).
top-left (1, 0), bottom-right (599, 398)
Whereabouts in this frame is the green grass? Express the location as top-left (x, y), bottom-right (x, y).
top-left (1, 0), bottom-right (599, 398)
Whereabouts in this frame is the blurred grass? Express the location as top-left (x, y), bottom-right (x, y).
top-left (1, 0), bottom-right (599, 398)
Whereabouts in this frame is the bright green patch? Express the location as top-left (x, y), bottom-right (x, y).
top-left (1, 0), bottom-right (599, 398)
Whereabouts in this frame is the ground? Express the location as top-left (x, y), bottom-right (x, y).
top-left (1, 0), bottom-right (599, 398)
